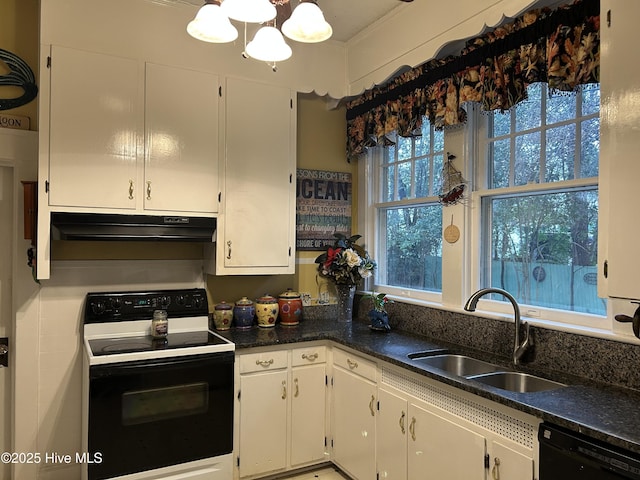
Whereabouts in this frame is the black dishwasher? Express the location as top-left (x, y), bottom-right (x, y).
top-left (539, 423), bottom-right (640, 479)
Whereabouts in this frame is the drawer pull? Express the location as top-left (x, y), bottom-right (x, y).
top-left (369, 395), bottom-right (375, 416)
top-left (294, 377), bottom-right (299, 397)
top-left (128, 179), bottom-right (134, 200)
top-left (399, 411), bottom-right (406, 434)
top-left (281, 380), bottom-right (287, 400)
top-left (256, 359), bottom-right (274, 367)
top-left (347, 358), bottom-right (358, 369)
top-left (301, 353), bottom-right (319, 361)
top-left (492, 457), bottom-right (501, 480)
top-left (409, 416), bottom-right (416, 441)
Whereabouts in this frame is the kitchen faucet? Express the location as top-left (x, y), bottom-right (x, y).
top-left (464, 288), bottom-right (532, 365)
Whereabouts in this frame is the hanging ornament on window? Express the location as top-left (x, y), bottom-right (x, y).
top-left (439, 152), bottom-right (466, 206)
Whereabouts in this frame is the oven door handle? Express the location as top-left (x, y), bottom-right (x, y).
top-left (90, 351), bottom-right (234, 379)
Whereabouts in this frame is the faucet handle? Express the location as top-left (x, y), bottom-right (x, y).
top-left (614, 303), bottom-right (640, 338)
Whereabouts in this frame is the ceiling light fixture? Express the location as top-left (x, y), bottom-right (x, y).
top-left (186, 0), bottom-right (332, 70)
top-left (281, 0), bottom-right (332, 43)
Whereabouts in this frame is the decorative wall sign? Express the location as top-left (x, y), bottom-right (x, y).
top-left (0, 49), bottom-right (38, 111)
top-left (296, 169), bottom-right (352, 251)
top-left (0, 112), bottom-right (30, 130)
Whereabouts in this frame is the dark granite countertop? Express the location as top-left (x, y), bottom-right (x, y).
top-left (217, 318), bottom-right (640, 456)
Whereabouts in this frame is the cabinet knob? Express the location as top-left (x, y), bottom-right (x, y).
top-left (347, 358), bottom-right (358, 369)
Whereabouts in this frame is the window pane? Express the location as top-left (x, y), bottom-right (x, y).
top-left (414, 133), bottom-right (428, 157)
top-left (545, 125), bottom-right (576, 182)
top-left (581, 117), bottom-right (600, 177)
top-left (515, 83), bottom-right (541, 131)
top-left (433, 129), bottom-right (444, 152)
top-left (484, 190), bottom-right (604, 315)
top-left (398, 161), bottom-right (412, 200)
top-left (415, 158), bottom-right (430, 197)
top-left (490, 139), bottom-right (510, 188)
top-left (433, 154), bottom-right (444, 196)
top-left (492, 112), bottom-right (511, 137)
top-left (384, 145), bottom-right (395, 164)
top-left (514, 132), bottom-right (541, 185)
top-left (582, 84), bottom-right (600, 116)
top-left (397, 136), bottom-right (412, 160)
top-left (382, 165), bottom-right (394, 202)
top-left (546, 91), bottom-right (577, 124)
top-left (383, 205), bottom-right (443, 292)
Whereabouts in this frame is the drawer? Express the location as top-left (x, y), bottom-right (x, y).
top-left (292, 346), bottom-right (326, 366)
top-left (333, 348), bottom-right (376, 382)
top-left (239, 350), bottom-right (288, 374)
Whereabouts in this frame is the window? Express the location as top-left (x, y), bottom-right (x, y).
top-left (476, 83), bottom-right (604, 317)
top-left (373, 123), bottom-right (444, 294)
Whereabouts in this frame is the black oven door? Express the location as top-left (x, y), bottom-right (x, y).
top-left (88, 352), bottom-right (234, 480)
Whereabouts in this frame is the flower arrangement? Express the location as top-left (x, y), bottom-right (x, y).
top-left (362, 292), bottom-right (393, 314)
top-left (315, 233), bottom-right (376, 286)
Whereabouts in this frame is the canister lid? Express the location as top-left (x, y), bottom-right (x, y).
top-left (279, 288), bottom-right (300, 299)
top-left (214, 301), bottom-right (232, 310)
top-left (235, 296), bottom-right (254, 306)
top-left (256, 294), bottom-right (277, 304)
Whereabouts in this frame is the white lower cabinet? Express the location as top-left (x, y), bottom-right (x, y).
top-left (331, 349), bottom-right (377, 480)
top-left (375, 366), bottom-right (538, 480)
top-left (236, 345), bottom-right (327, 479)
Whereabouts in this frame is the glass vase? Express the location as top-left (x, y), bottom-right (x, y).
top-left (335, 284), bottom-right (356, 322)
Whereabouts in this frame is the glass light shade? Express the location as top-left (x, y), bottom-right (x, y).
top-left (187, 3), bottom-right (238, 43)
top-left (221, 0), bottom-right (277, 23)
top-left (245, 26), bottom-right (292, 62)
top-left (281, 1), bottom-right (332, 43)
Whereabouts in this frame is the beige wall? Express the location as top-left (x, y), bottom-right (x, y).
top-left (0, 0), bottom-right (39, 130)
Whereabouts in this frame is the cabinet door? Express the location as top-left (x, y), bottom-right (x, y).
top-left (219, 77), bottom-right (295, 273)
top-left (489, 441), bottom-right (534, 480)
top-left (599, 0), bottom-right (640, 299)
top-left (408, 402), bottom-right (485, 480)
top-left (144, 63), bottom-right (219, 214)
top-left (48, 46), bottom-right (140, 209)
top-left (291, 363), bottom-right (327, 467)
top-left (377, 388), bottom-right (408, 480)
top-left (239, 370), bottom-right (288, 477)
top-left (332, 366), bottom-right (376, 480)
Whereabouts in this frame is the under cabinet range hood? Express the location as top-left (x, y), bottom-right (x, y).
top-left (50, 212), bottom-right (216, 242)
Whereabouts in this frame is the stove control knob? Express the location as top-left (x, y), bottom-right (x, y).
top-left (159, 296), bottom-right (171, 309)
top-left (176, 295), bottom-right (186, 306)
top-left (111, 298), bottom-right (122, 310)
top-left (91, 301), bottom-right (105, 315)
top-left (194, 296), bottom-right (204, 308)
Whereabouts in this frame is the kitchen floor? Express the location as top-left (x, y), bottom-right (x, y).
top-left (280, 466), bottom-right (350, 480)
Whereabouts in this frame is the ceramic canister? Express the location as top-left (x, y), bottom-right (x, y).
top-left (233, 297), bottom-right (255, 329)
top-left (278, 288), bottom-right (302, 326)
top-left (213, 301), bottom-right (233, 331)
top-left (256, 294), bottom-right (279, 328)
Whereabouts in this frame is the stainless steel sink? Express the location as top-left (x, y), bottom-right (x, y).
top-left (411, 354), bottom-right (504, 377)
top-left (468, 371), bottom-right (566, 393)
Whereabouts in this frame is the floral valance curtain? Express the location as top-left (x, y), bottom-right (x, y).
top-left (345, 0), bottom-right (600, 162)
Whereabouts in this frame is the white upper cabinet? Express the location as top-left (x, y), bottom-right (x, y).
top-left (47, 46), bottom-right (140, 210)
top-left (599, 1), bottom-right (640, 300)
top-left (43, 46), bottom-right (219, 215)
top-left (144, 62), bottom-right (220, 214)
top-left (214, 77), bottom-right (296, 275)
